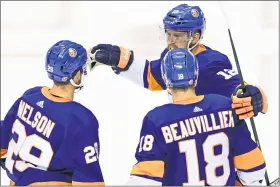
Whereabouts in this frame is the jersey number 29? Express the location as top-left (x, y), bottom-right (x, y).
top-left (5, 119), bottom-right (54, 174)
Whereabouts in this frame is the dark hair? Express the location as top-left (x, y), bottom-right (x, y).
top-left (53, 69), bottom-right (80, 86)
top-left (195, 30), bottom-right (201, 35)
top-left (170, 85), bottom-right (195, 93)
top-left (53, 81), bottom-right (70, 86)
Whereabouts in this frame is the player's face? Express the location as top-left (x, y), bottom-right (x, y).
top-left (166, 30), bottom-right (189, 49)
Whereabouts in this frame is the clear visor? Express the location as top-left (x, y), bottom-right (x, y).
top-left (159, 25), bottom-right (191, 42)
top-left (159, 25), bottom-right (194, 50)
top-left (81, 62), bottom-right (89, 76)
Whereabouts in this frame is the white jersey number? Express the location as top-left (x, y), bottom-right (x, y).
top-left (5, 119), bottom-right (54, 174)
top-left (217, 69), bottom-right (238, 80)
top-left (179, 132), bottom-right (230, 185)
top-left (84, 142), bottom-right (99, 164)
top-left (138, 135), bottom-right (154, 152)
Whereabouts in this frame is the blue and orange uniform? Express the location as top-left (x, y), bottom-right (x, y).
top-left (127, 94), bottom-right (266, 186)
top-left (1, 87), bottom-right (104, 186)
top-left (142, 44), bottom-right (240, 98)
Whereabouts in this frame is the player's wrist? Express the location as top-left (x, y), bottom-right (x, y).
top-left (112, 49), bottom-right (134, 74)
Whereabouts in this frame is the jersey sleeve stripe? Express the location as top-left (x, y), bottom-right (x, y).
top-left (234, 147), bottom-right (265, 170)
top-left (127, 175), bottom-right (162, 185)
top-left (130, 160), bottom-right (164, 178)
top-left (72, 181), bottom-right (105, 186)
top-left (235, 180), bottom-right (243, 186)
top-left (10, 180), bottom-right (15, 186)
top-left (143, 60), bottom-right (149, 88)
top-left (147, 64), bottom-right (164, 91)
top-left (29, 181), bottom-right (72, 186)
top-left (237, 162), bottom-right (266, 172)
top-left (131, 174), bottom-right (163, 182)
top-left (0, 149), bottom-right (7, 158)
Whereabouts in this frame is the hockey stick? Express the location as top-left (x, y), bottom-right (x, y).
top-left (218, 2), bottom-right (276, 186)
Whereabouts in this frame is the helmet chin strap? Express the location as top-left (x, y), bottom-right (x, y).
top-left (73, 85), bottom-right (84, 93)
top-left (70, 63), bottom-right (89, 93)
top-left (187, 32), bottom-right (202, 51)
top-left (70, 73), bottom-right (86, 93)
top-left (168, 38), bottom-right (200, 52)
top-left (188, 39), bottom-right (201, 50)
top-left (167, 32), bottom-right (201, 51)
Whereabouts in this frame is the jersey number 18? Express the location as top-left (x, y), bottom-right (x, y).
top-left (179, 132), bottom-right (230, 185)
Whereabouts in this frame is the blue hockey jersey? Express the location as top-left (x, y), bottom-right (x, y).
top-left (128, 94), bottom-right (265, 186)
top-left (0, 87), bottom-right (104, 186)
top-left (143, 44), bottom-right (240, 98)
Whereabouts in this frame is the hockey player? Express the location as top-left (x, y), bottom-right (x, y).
top-left (0, 40), bottom-right (105, 186)
top-left (89, 4), bottom-right (267, 120)
top-left (126, 48), bottom-right (266, 186)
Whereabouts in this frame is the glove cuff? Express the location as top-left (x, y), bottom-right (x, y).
top-left (113, 50), bottom-right (134, 74)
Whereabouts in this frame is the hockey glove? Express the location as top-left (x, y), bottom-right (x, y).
top-left (0, 158), bottom-right (6, 170)
top-left (0, 148), bottom-right (7, 170)
top-left (232, 83), bottom-right (268, 120)
top-left (89, 44), bottom-right (134, 74)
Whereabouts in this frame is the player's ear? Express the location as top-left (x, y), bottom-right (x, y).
top-left (73, 70), bottom-right (81, 84)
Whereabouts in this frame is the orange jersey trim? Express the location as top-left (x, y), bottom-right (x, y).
top-left (72, 181), bottom-right (105, 186)
top-left (131, 160), bottom-right (164, 178)
top-left (173, 95), bottom-right (205, 104)
top-left (235, 180), bottom-right (243, 186)
top-left (10, 180), bottom-right (15, 186)
top-left (29, 181), bottom-right (71, 186)
top-left (192, 44), bottom-right (207, 56)
top-left (147, 64), bottom-right (163, 91)
top-left (41, 87), bottom-right (72, 103)
top-left (1, 149), bottom-right (8, 158)
top-left (146, 44), bottom-right (206, 91)
top-left (234, 147), bottom-right (265, 170)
